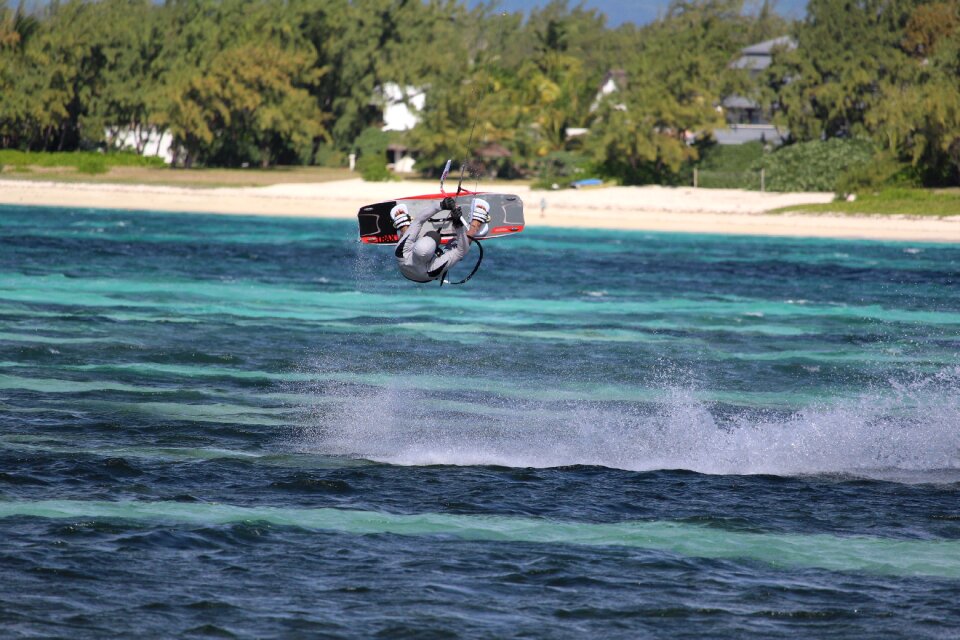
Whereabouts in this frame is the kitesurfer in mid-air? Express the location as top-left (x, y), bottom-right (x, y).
top-left (390, 196), bottom-right (490, 283)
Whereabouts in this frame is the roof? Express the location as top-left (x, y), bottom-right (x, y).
top-left (741, 36), bottom-right (796, 56)
top-left (477, 142), bottom-right (511, 159)
top-left (731, 56), bottom-right (773, 71)
top-left (713, 124), bottom-right (786, 145)
top-left (722, 95), bottom-right (758, 109)
top-left (598, 69), bottom-right (627, 94)
top-left (730, 36), bottom-right (796, 71)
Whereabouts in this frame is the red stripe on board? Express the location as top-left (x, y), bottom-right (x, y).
top-left (361, 235), bottom-right (398, 244)
top-left (490, 225), bottom-right (524, 234)
top-left (396, 191), bottom-right (483, 200)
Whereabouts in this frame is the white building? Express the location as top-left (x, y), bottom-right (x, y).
top-left (379, 83), bottom-right (425, 132)
top-left (565, 69), bottom-right (627, 139)
top-left (590, 69), bottom-right (627, 112)
top-left (377, 83), bottom-right (425, 173)
top-left (108, 127), bottom-right (175, 164)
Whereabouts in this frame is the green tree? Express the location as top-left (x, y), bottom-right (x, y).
top-left (769, 0), bottom-right (919, 141)
top-left (300, 0), bottom-right (470, 156)
top-left (745, 0), bottom-right (789, 43)
top-left (151, 0), bottom-right (327, 167)
top-left (901, 0), bottom-right (959, 57)
top-left (585, 0), bottom-right (743, 184)
top-left (408, 2), bottom-right (623, 177)
top-left (867, 5), bottom-right (960, 184)
top-left (404, 6), bottom-right (521, 176)
top-left (516, 17), bottom-right (588, 156)
top-left (1, 0), bottom-right (91, 150)
top-left (354, 125), bottom-right (391, 180)
top-left (82, 0), bottom-right (163, 154)
top-left (0, 2), bottom-right (40, 147)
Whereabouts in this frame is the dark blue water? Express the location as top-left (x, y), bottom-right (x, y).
top-left (2, 204), bottom-right (960, 638)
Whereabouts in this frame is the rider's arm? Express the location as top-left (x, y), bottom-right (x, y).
top-left (424, 215), bottom-right (470, 279)
top-left (401, 204), bottom-right (443, 240)
top-left (417, 204), bottom-right (443, 222)
top-left (467, 219), bottom-right (483, 238)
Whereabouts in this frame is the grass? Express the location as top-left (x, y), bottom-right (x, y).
top-left (0, 150), bottom-right (165, 174)
top-left (0, 152), bottom-right (356, 187)
top-left (776, 188), bottom-right (960, 216)
top-left (0, 154), bottom-right (526, 189)
top-left (0, 150), bottom-right (522, 188)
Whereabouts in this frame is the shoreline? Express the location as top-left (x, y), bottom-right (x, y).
top-left (3, 177), bottom-right (960, 243)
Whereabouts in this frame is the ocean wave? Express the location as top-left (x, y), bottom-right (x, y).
top-left (1, 498), bottom-right (957, 578)
top-left (295, 367), bottom-right (960, 480)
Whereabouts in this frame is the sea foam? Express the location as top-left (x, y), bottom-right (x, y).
top-left (295, 365), bottom-right (960, 481)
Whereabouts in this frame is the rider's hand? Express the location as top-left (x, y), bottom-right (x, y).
top-left (440, 196), bottom-right (456, 211)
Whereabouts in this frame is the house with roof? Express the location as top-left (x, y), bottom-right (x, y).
top-left (376, 83), bottom-right (425, 173)
top-left (593, 69), bottom-right (627, 111)
top-left (715, 36), bottom-right (795, 145)
top-left (570, 38), bottom-right (796, 147)
top-left (109, 127), bottom-right (175, 163)
top-left (564, 69), bottom-right (627, 140)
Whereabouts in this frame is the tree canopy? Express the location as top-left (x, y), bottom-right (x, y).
top-left (0, 0), bottom-right (957, 186)
top-left (768, 0), bottom-right (960, 184)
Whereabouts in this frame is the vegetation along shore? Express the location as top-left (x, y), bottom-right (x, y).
top-left (1, 0), bottom-right (958, 219)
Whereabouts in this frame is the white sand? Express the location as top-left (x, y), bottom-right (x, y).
top-left (2, 177), bottom-right (959, 242)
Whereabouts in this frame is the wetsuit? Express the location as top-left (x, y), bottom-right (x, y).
top-left (394, 205), bottom-right (470, 283)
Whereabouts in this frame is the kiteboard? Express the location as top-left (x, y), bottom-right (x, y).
top-left (357, 191), bottom-right (525, 245)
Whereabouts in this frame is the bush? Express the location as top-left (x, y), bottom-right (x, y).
top-left (685, 141), bottom-right (767, 189)
top-left (357, 153), bottom-right (392, 181)
top-left (354, 127), bottom-right (395, 182)
top-left (532, 151), bottom-right (593, 189)
top-left (696, 169), bottom-right (764, 189)
top-left (75, 155), bottom-right (108, 174)
top-left (99, 151), bottom-right (166, 168)
top-left (698, 140), bottom-right (765, 171)
top-left (313, 143), bottom-right (345, 168)
top-left (753, 139), bottom-right (875, 192)
top-left (835, 152), bottom-right (922, 194)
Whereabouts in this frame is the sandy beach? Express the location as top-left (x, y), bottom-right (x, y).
top-left (2, 177), bottom-right (960, 242)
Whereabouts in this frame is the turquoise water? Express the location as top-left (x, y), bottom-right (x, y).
top-left (2, 204), bottom-right (960, 637)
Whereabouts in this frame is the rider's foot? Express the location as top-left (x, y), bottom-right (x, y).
top-left (471, 198), bottom-right (490, 225)
top-left (390, 204), bottom-right (411, 230)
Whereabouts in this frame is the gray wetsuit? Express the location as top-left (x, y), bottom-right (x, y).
top-left (394, 205), bottom-right (470, 283)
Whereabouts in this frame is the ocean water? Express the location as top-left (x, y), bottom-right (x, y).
top-left (1, 203), bottom-right (959, 638)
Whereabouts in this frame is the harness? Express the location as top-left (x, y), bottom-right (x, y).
top-left (397, 209), bottom-right (486, 285)
top-left (436, 209), bottom-right (483, 287)
top-left (439, 238), bottom-right (483, 286)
